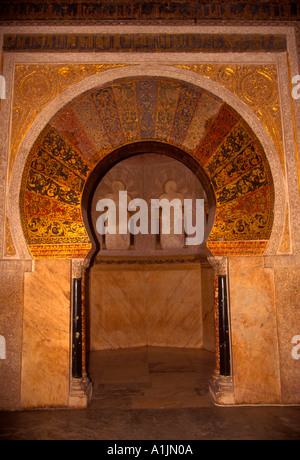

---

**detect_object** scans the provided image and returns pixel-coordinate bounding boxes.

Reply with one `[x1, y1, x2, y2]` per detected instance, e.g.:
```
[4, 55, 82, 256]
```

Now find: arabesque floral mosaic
[19, 77, 275, 259]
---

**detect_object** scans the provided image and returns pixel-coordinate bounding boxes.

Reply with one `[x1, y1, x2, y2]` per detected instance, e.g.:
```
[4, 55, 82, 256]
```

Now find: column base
[209, 370, 235, 406]
[69, 375, 93, 409]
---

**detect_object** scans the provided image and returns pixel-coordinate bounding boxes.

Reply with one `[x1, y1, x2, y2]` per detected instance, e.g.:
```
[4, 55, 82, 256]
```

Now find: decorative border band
[0, 1, 299, 22]
[28, 243, 92, 259]
[3, 33, 287, 53]
[207, 240, 269, 256]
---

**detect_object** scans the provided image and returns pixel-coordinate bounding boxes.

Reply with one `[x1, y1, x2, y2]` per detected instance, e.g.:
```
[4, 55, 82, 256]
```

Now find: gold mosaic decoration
[10, 64, 129, 177]
[19, 77, 275, 259]
[174, 64, 285, 173]
[207, 240, 269, 256]
[175, 63, 292, 254]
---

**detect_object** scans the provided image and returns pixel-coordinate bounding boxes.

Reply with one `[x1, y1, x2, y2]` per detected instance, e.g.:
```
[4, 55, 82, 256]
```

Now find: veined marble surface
[89, 263, 214, 351]
[22, 260, 71, 409]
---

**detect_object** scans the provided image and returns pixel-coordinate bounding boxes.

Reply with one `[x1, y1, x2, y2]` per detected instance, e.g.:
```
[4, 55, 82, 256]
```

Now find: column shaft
[218, 275, 230, 376]
[72, 278, 82, 379]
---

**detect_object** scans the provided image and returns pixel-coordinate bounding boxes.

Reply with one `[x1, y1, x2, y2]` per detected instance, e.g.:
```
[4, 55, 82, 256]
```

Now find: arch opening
[82, 140, 217, 264]
[16, 74, 278, 408]
[85, 146, 217, 408]
[19, 75, 275, 261]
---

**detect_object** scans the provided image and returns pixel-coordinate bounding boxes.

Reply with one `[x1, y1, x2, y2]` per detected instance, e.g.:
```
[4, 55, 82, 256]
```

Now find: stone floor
[88, 347, 215, 410]
[0, 347, 300, 440]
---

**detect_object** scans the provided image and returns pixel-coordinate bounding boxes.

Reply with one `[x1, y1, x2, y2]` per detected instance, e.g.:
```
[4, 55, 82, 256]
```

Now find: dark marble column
[72, 278, 82, 379]
[69, 259, 93, 408]
[218, 275, 231, 377]
[208, 256, 234, 405]
[213, 273, 220, 373]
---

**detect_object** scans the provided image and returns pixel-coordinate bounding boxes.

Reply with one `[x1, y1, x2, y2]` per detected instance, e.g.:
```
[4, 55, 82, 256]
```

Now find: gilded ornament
[18, 77, 274, 259]
[10, 64, 128, 176]
[207, 240, 268, 256]
[174, 64, 285, 172]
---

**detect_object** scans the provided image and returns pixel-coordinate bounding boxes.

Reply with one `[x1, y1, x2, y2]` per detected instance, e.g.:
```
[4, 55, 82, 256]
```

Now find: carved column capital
[208, 256, 228, 276]
[71, 258, 90, 278]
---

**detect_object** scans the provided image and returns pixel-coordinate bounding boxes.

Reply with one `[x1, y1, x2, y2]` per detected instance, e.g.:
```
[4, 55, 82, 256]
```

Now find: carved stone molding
[69, 377, 93, 409]
[1, 2, 300, 23]
[209, 370, 235, 406]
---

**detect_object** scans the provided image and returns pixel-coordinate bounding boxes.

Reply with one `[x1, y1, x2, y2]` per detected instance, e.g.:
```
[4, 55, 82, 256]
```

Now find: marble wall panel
[22, 260, 71, 409]
[0, 261, 24, 410]
[89, 263, 208, 351]
[229, 257, 281, 404]
[274, 266, 300, 404]
[89, 267, 147, 350]
[146, 266, 202, 348]
[200, 266, 215, 353]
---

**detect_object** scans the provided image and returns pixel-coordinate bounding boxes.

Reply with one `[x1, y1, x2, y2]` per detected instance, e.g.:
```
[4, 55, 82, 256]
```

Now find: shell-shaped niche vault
[19, 77, 274, 259]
